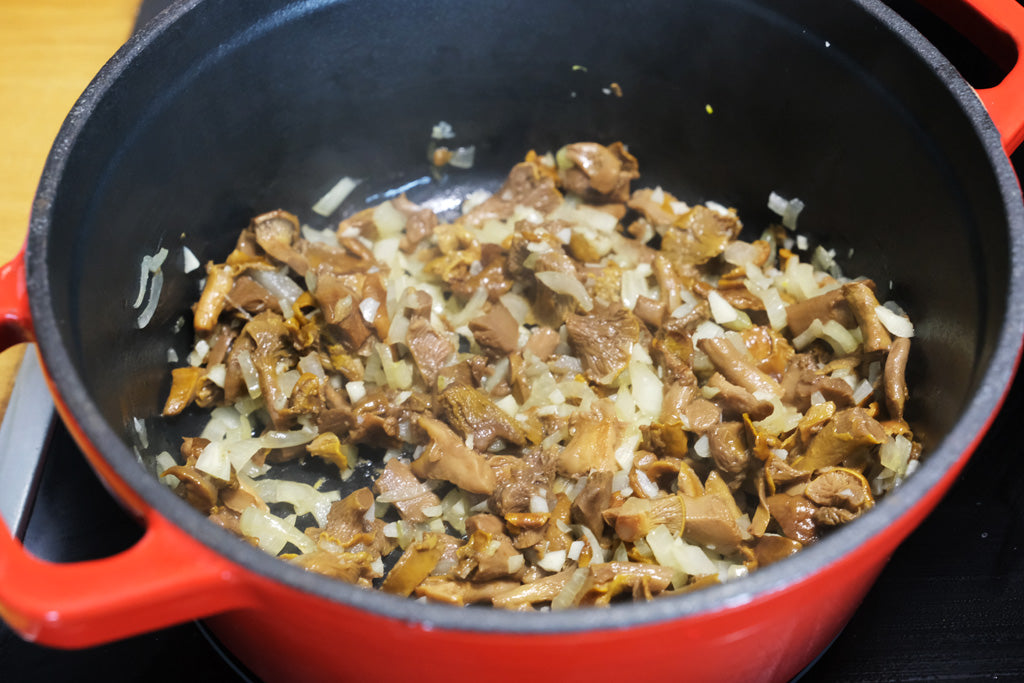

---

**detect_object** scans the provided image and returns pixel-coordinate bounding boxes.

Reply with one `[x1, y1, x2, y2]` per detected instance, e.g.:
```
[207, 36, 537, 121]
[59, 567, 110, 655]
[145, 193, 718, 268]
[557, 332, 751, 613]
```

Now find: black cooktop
[1, 2, 1023, 681]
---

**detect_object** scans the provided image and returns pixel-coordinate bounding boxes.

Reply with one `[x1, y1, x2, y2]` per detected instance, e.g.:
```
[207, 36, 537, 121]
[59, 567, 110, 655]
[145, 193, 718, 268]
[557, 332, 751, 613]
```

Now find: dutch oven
[1, 0, 1023, 681]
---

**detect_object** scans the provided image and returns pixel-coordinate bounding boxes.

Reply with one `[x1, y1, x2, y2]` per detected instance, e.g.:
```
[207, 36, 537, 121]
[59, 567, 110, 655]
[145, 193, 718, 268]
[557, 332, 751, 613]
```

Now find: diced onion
[136, 269, 163, 329]
[534, 271, 594, 312]
[239, 506, 317, 555]
[708, 290, 738, 325]
[767, 191, 805, 230]
[373, 200, 407, 237]
[448, 146, 476, 169]
[254, 479, 341, 527]
[312, 176, 361, 217]
[537, 549, 567, 573]
[250, 269, 303, 317]
[875, 304, 915, 338]
[880, 434, 913, 476]
[182, 246, 201, 273]
[431, 121, 456, 140]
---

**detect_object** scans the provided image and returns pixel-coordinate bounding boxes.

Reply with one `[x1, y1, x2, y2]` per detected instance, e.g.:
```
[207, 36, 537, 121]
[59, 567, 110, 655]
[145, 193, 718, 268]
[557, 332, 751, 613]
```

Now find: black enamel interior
[25, 0, 1024, 632]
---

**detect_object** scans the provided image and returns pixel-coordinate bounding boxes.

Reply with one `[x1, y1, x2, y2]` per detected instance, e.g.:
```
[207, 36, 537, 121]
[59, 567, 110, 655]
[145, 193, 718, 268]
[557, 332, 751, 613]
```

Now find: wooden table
[0, 0, 138, 416]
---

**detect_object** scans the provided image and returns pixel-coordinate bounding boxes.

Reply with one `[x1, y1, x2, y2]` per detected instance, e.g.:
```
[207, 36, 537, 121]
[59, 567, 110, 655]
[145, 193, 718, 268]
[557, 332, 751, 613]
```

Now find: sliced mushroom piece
[698, 336, 782, 399]
[785, 288, 857, 338]
[842, 280, 891, 353]
[252, 209, 309, 275]
[884, 336, 910, 421]
[765, 493, 818, 545]
[792, 407, 887, 472]
[491, 569, 575, 610]
[162, 366, 206, 416]
[523, 326, 560, 361]
[602, 494, 685, 543]
[456, 514, 523, 582]
[706, 372, 774, 421]
[406, 317, 455, 387]
[439, 382, 525, 451]
[684, 398, 723, 435]
[194, 263, 236, 332]
[764, 454, 812, 495]
[681, 491, 744, 554]
[556, 408, 623, 476]
[322, 487, 394, 559]
[803, 467, 874, 514]
[289, 549, 379, 585]
[707, 421, 750, 478]
[749, 534, 803, 568]
[565, 304, 641, 385]
[415, 577, 522, 606]
[468, 302, 520, 356]
[165, 463, 219, 512]
[306, 432, 350, 472]
[570, 470, 613, 536]
[411, 416, 496, 495]
[577, 562, 674, 606]
[490, 448, 556, 516]
[461, 161, 564, 229]
[373, 459, 442, 524]
[661, 205, 742, 266]
[381, 534, 444, 596]
[559, 141, 639, 204]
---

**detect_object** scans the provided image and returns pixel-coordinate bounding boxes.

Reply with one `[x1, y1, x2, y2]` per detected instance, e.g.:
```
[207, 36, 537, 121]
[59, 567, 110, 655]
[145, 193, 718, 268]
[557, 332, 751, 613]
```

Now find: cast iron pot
[1, 0, 1023, 681]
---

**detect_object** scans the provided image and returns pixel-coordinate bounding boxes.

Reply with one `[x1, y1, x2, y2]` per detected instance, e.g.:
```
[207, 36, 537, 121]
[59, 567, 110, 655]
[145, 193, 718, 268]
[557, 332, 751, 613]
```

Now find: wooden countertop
[0, 0, 138, 415]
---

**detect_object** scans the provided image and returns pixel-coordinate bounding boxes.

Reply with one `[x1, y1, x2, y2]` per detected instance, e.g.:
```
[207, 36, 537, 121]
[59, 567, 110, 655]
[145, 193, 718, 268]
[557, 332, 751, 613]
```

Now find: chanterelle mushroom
[160, 141, 923, 609]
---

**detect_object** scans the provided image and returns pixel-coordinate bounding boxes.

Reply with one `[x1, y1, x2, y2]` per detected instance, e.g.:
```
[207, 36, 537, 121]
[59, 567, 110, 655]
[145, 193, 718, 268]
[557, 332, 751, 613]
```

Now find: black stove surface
[2, 2, 1024, 681]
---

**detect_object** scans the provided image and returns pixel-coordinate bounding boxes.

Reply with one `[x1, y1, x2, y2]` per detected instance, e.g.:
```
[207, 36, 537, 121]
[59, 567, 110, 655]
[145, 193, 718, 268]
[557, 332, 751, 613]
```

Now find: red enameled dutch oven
[1, 0, 1024, 681]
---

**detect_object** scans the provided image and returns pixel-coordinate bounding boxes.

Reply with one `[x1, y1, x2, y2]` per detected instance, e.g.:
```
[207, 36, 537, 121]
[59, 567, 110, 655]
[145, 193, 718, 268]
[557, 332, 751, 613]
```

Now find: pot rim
[24, 0, 1024, 634]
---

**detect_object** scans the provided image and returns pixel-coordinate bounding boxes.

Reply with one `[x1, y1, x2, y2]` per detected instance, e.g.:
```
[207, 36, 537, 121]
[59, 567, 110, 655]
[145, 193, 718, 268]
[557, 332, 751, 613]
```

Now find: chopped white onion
[312, 176, 361, 217]
[136, 269, 163, 329]
[182, 246, 201, 273]
[239, 506, 317, 555]
[537, 549, 567, 573]
[448, 145, 476, 169]
[250, 269, 303, 317]
[254, 479, 341, 527]
[431, 121, 456, 140]
[875, 304, 915, 338]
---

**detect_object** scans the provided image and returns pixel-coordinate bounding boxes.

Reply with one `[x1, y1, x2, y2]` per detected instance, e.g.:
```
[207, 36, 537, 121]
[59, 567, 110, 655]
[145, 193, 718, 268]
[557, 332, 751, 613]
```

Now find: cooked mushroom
[785, 288, 856, 338]
[885, 336, 911, 420]
[602, 494, 685, 542]
[842, 280, 891, 353]
[439, 382, 525, 451]
[698, 336, 782, 399]
[373, 459, 442, 524]
[565, 304, 641, 385]
[792, 407, 887, 471]
[161, 141, 922, 608]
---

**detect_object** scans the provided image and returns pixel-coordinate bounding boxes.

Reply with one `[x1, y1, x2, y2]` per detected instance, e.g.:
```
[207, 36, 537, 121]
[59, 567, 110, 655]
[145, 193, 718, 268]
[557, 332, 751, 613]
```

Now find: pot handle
[925, 0, 1024, 154]
[0, 511, 254, 648]
[0, 245, 33, 348]
[0, 251, 253, 647]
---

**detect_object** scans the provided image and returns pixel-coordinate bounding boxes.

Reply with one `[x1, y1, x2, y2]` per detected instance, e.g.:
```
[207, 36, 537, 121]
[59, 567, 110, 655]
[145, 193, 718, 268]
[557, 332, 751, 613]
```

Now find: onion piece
[254, 479, 341, 527]
[182, 246, 201, 274]
[136, 269, 164, 329]
[239, 506, 317, 555]
[312, 176, 361, 217]
[250, 269, 303, 317]
[448, 145, 476, 169]
[875, 304, 915, 338]
[535, 271, 593, 312]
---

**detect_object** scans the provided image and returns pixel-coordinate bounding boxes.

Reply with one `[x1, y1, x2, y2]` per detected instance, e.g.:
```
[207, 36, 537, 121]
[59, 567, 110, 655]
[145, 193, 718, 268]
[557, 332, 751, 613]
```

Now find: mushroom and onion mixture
[159, 142, 920, 609]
